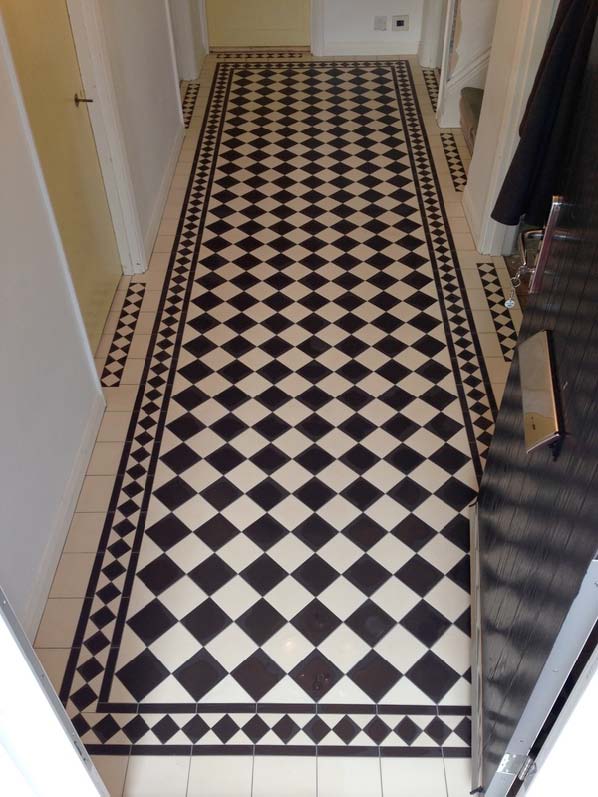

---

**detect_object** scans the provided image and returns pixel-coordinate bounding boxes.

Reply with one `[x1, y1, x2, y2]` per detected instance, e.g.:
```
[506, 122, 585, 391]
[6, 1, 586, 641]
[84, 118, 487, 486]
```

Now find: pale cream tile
[123, 756, 190, 797]
[121, 358, 146, 385]
[445, 202, 465, 218]
[128, 334, 151, 359]
[88, 442, 124, 475]
[50, 552, 95, 598]
[35, 598, 83, 648]
[35, 648, 69, 693]
[452, 232, 476, 251]
[97, 412, 132, 443]
[187, 756, 253, 797]
[382, 758, 446, 797]
[444, 758, 473, 797]
[158, 217, 180, 236]
[135, 312, 158, 334]
[152, 234, 176, 254]
[472, 310, 497, 334]
[96, 333, 115, 360]
[318, 757, 381, 797]
[76, 475, 115, 513]
[449, 217, 472, 235]
[253, 756, 315, 797]
[103, 311, 121, 336]
[93, 756, 129, 797]
[141, 292, 162, 313]
[484, 356, 511, 383]
[478, 332, 504, 359]
[493, 381, 506, 406]
[103, 385, 139, 411]
[64, 513, 106, 553]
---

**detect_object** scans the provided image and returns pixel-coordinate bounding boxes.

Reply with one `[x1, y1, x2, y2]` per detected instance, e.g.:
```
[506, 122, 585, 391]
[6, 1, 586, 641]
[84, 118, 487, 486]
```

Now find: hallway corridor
[35, 53, 520, 796]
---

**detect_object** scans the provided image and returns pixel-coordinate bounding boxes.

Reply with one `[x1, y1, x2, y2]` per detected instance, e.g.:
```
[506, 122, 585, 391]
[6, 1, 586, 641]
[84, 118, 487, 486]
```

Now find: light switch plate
[374, 16, 388, 31]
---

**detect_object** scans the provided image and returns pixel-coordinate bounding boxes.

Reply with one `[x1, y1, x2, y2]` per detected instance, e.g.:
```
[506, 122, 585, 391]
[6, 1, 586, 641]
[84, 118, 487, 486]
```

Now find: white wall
[313, 0, 423, 56]
[0, 22, 104, 638]
[99, 0, 184, 262]
[463, 0, 558, 253]
[169, 0, 207, 80]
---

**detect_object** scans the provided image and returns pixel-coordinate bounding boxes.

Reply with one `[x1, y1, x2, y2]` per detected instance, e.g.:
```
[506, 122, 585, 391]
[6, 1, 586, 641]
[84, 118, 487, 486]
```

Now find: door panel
[206, 0, 310, 48]
[2, 0, 121, 351]
[478, 26, 598, 790]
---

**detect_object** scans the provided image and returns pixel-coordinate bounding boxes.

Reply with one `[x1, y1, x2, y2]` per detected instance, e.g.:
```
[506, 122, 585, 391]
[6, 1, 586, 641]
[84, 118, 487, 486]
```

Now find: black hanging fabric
[492, 0, 597, 227]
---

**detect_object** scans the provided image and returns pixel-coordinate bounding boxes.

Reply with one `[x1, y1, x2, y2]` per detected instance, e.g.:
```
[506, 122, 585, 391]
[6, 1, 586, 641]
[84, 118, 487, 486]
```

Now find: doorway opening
[205, 0, 311, 52]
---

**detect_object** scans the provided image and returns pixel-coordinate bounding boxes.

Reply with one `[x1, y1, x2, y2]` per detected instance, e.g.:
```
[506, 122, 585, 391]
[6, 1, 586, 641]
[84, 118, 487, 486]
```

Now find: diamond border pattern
[477, 262, 519, 361]
[441, 132, 467, 193]
[60, 60, 494, 756]
[182, 82, 200, 129]
[101, 283, 145, 387]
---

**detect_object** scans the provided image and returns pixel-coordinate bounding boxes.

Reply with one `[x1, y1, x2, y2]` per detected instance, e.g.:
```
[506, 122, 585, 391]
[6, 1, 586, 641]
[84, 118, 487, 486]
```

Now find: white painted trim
[464, 0, 557, 254]
[437, 46, 491, 127]
[198, 0, 210, 55]
[419, 0, 447, 68]
[164, 0, 186, 129]
[310, 0, 325, 56]
[26, 393, 105, 639]
[0, 14, 107, 637]
[319, 39, 420, 56]
[143, 125, 185, 259]
[67, 0, 147, 275]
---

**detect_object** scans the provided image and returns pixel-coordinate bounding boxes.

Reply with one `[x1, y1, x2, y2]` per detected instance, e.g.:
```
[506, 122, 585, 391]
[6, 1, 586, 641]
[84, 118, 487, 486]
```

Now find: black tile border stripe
[58, 59, 488, 756]
[182, 82, 200, 129]
[477, 262, 519, 362]
[100, 283, 145, 387]
[441, 132, 468, 193]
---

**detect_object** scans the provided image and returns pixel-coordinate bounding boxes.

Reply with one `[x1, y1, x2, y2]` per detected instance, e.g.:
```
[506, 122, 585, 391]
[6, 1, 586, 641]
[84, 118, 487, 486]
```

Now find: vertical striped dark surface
[478, 28, 598, 788]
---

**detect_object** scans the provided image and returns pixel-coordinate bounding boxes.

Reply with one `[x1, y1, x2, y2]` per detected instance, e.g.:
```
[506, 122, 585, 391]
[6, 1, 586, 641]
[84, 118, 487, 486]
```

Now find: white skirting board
[143, 125, 185, 263]
[320, 39, 420, 56]
[26, 391, 105, 640]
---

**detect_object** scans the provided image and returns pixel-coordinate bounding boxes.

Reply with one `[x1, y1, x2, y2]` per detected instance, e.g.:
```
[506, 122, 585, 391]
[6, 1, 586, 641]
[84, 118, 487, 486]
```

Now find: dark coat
[492, 0, 597, 227]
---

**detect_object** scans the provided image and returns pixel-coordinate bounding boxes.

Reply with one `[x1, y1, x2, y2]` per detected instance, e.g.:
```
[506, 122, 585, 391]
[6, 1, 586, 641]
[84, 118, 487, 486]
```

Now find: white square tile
[381, 757, 447, 797]
[123, 756, 189, 797]
[318, 756, 381, 797]
[187, 755, 253, 797]
[253, 755, 316, 797]
[443, 758, 472, 797]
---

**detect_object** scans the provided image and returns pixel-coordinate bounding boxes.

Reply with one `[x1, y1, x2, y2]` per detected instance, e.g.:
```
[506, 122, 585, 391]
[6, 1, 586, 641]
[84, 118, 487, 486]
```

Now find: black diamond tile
[201, 477, 243, 511]
[116, 649, 169, 701]
[401, 600, 451, 647]
[334, 716, 360, 744]
[344, 555, 391, 596]
[211, 414, 248, 441]
[346, 599, 395, 646]
[123, 715, 150, 743]
[290, 650, 343, 700]
[161, 443, 201, 474]
[174, 649, 228, 700]
[294, 515, 337, 551]
[231, 650, 285, 700]
[212, 715, 239, 743]
[182, 715, 209, 743]
[341, 478, 383, 511]
[389, 478, 431, 511]
[250, 444, 290, 474]
[395, 716, 421, 745]
[386, 444, 425, 474]
[295, 478, 335, 511]
[189, 554, 235, 594]
[243, 714, 269, 743]
[304, 716, 330, 743]
[340, 415, 376, 441]
[292, 599, 341, 645]
[167, 413, 205, 441]
[237, 599, 286, 645]
[195, 516, 239, 550]
[343, 515, 386, 551]
[153, 715, 179, 743]
[430, 444, 469, 474]
[425, 716, 451, 745]
[341, 444, 379, 474]
[273, 715, 300, 743]
[127, 599, 177, 645]
[240, 552, 286, 595]
[248, 478, 289, 511]
[245, 514, 287, 550]
[293, 554, 338, 595]
[364, 716, 391, 744]
[406, 651, 460, 702]
[296, 445, 335, 474]
[94, 715, 120, 743]
[436, 477, 477, 510]
[348, 650, 401, 702]
[137, 555, 184, 595]
[182, 598, 232, 644]
[427, 413, 461, 441]
[206, 444, 245, 473]
[392, 516, 436, 551]
[397, 556, 443, 597]
[154, 477, 195, 510]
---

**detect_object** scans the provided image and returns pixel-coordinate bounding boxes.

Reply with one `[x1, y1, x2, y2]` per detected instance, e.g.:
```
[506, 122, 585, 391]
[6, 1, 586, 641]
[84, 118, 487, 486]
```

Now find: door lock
[517, 196, 565, 294]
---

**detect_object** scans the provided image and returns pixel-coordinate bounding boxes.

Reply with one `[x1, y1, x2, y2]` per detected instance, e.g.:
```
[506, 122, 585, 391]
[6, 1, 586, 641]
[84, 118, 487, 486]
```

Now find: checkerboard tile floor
[36, 54, 522, 796]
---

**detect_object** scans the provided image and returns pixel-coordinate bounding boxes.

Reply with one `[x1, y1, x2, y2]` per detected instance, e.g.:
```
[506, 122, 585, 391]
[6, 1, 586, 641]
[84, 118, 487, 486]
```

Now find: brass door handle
[74, 93, 93, 107]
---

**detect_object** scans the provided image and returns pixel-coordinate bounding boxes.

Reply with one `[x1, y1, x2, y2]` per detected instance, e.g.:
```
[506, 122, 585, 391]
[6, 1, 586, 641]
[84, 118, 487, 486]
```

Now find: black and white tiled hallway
[37, 54, 521, 797]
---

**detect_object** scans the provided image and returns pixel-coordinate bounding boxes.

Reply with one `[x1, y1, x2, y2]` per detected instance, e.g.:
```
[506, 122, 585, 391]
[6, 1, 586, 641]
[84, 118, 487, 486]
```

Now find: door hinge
[497, 753, 536, 780]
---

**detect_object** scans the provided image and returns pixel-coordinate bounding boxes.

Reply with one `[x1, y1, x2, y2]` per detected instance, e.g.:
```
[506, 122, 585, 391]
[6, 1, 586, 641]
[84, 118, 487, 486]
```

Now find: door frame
[66, 0, 146, 275]
[462, 0, 558, 255]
